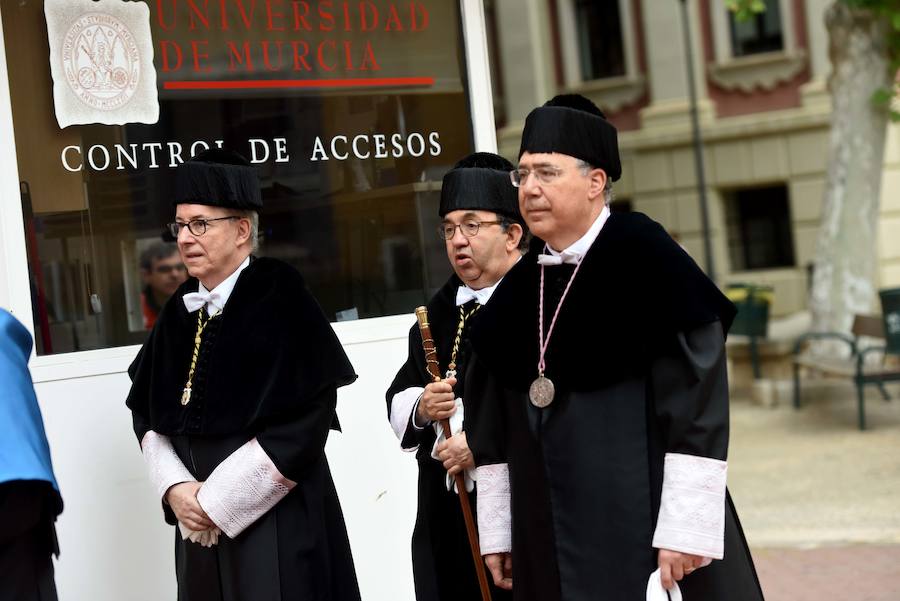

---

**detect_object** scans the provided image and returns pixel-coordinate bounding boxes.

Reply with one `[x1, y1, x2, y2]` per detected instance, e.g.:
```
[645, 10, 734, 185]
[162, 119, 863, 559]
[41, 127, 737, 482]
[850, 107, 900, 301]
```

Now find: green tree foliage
[725, 0, 766, 21]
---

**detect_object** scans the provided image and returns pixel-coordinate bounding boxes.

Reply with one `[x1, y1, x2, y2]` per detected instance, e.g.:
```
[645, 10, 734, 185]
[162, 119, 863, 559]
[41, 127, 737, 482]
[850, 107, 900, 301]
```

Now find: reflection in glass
[3, 0, 474, 355]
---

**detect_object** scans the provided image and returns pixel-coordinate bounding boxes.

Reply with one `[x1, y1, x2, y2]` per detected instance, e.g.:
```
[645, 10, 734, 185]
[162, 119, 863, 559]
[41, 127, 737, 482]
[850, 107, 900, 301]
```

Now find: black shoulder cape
[470, 212, 736, 393]
[126, 257, 357, 436]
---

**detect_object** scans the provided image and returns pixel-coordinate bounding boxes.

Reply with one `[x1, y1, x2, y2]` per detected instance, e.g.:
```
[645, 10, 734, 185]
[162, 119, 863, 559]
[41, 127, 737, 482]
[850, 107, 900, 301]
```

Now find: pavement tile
[752, 545, 900, 601]
[727, 380, 900, 600]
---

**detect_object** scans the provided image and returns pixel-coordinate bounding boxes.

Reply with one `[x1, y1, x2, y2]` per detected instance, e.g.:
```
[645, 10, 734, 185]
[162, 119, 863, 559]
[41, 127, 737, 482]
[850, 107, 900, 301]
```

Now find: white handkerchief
[646, 568, 682, 601]
[178, 522, 222, 547]
[430, 398, 474, 493]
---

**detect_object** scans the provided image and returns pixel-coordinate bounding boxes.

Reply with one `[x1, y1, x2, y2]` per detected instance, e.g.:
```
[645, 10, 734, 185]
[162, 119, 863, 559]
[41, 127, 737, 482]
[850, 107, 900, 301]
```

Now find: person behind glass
[0, 308, 63, 601]
[385, 152, 526, 601]
[125, 149, 361, 601]
[140, 241, 187, 330]
[465, 95, 766, 600]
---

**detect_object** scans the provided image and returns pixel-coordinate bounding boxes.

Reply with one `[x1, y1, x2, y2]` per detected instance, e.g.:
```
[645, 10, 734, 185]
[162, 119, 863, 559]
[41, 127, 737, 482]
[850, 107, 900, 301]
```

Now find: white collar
[545, 204, 611, 263]
[196, 256, 251, 316]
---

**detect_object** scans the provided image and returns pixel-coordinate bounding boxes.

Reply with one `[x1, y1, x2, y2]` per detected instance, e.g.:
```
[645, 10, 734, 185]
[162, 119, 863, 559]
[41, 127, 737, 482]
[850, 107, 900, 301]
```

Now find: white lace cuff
[652, 453, 727, 559]
[140, 431, 196, 502]
[474, 463, 511, 554]
[389, 386, 424, 446]
[197, 438, 297, 539]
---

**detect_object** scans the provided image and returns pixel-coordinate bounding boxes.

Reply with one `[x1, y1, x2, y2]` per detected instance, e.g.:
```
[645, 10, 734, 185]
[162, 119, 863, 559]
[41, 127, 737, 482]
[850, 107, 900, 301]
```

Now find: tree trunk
[810, 2, 893, 350]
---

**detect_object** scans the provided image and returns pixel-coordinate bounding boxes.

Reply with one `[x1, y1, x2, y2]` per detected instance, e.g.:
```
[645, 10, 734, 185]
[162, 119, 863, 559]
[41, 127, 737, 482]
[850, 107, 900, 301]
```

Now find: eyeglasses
[154, 264, 187, 274]
[167, 216, 239, 238]
[438, 220, 503, 240]
[510, 166, 564, 187]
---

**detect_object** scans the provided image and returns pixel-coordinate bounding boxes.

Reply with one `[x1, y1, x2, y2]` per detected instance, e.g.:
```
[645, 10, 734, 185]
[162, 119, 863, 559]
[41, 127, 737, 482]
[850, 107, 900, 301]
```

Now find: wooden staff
[415, 306, 493, 601]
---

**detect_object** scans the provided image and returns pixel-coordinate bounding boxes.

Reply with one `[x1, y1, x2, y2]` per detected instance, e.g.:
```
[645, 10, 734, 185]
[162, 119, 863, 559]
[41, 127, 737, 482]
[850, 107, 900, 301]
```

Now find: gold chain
[180, 308, 216, 406]
[446, 304, 480, 378]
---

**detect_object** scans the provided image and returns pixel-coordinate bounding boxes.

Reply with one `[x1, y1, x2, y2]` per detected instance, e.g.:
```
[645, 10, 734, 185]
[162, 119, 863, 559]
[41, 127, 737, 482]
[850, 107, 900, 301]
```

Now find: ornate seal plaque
[62, 13, 140, 111]
[46, 0, 158, 127]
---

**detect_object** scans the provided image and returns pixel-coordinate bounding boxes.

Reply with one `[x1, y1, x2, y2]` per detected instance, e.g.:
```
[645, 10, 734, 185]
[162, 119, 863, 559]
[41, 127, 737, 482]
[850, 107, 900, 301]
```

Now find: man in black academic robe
[126, 149, 360, 601]
[385, 153, 525, 601]
[466, 95, 766, 600]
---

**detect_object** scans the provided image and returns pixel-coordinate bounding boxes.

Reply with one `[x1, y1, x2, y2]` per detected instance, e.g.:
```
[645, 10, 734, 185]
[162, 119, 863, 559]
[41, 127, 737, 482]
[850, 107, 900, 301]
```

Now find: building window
[728, 0, 784, 57]
[574, 0, 626, 80]
[5, 1, 474, 356]
[725, 185, 795, 271]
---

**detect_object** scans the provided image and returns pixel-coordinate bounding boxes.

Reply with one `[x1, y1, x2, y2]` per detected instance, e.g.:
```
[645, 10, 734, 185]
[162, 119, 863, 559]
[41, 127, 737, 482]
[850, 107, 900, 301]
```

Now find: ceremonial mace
[415, 306, 493, 601]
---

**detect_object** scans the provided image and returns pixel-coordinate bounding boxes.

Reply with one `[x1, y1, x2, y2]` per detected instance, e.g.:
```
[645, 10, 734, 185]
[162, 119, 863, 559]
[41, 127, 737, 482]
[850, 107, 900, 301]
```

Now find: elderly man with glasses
[126, 149, 361, 601]
[464, 95, 765, 601]
[385, 152, 526, 601]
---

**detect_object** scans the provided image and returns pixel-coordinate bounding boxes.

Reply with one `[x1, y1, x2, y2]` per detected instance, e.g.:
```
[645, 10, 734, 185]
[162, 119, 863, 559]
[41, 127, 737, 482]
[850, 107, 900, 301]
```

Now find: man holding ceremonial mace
[465, 95, 766, 601]
[386, 152, 526, 601]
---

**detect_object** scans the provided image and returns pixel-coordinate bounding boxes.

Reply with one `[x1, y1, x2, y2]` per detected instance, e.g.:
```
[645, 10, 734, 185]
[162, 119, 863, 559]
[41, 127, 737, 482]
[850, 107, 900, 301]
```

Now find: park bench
[792, 313, 900, 430]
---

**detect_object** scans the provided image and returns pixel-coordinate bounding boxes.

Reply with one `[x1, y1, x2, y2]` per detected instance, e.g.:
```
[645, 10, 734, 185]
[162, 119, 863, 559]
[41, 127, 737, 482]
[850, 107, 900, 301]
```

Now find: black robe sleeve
[463, 352, 510, 468]
[385, 324, 436, 452]
[651, 320, 729, 461]
[256, 386, 339, 483]
[131, 407, 151, 446]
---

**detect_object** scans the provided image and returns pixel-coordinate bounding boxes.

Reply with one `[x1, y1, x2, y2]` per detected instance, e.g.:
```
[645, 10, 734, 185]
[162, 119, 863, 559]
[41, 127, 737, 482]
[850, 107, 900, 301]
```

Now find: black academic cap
[173, 148, 262, 209]
[439, 152, 523, 225]
[519, 94, 622, 181]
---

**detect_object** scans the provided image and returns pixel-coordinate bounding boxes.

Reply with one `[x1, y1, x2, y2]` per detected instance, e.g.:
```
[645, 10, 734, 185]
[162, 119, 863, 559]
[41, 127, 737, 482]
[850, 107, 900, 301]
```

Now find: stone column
[493, 0, 556, 156]
[802, 0, 833, 106]
[639, 0, 713, 129]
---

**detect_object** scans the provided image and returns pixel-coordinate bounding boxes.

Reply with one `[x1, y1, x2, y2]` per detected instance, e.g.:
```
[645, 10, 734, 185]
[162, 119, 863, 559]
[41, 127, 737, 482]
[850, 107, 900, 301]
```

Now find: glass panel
[725, 184, 795, 271]
[3, 0, 474, 355]
[575, 0, 625, 81]
[728, 0, 784, 57]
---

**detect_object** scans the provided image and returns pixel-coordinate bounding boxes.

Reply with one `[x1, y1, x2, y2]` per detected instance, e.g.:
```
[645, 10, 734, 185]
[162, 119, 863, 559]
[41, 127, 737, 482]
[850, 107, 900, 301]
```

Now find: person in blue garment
[0, 308, 63, 601]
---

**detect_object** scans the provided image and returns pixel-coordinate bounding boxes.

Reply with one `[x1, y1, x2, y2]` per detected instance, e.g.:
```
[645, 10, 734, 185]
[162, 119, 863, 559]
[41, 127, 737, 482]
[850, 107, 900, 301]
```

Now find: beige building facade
[487, 0, 900, 318]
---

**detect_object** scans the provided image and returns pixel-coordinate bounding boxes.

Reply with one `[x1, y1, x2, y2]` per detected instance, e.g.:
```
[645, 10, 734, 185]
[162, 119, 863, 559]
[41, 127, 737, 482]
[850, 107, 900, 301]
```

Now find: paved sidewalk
[753, 545, 900, 601]
[727, 381, 900, 600]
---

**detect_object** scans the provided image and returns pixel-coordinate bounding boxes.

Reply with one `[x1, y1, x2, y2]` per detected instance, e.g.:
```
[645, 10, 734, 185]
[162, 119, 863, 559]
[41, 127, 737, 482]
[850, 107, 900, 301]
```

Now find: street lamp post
[678, 0, 716, 282]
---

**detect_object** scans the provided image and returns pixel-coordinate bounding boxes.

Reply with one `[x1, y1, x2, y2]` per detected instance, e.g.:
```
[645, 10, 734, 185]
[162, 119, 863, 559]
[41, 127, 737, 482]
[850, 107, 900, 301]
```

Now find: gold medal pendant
[529, 375, 555, 408]
[180, 307, 211, 407]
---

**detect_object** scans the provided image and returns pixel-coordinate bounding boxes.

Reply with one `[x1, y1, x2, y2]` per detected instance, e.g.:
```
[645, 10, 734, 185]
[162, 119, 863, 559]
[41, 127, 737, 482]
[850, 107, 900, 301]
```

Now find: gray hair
[576, 159, 615, 205]
[239, 210, 260, 252]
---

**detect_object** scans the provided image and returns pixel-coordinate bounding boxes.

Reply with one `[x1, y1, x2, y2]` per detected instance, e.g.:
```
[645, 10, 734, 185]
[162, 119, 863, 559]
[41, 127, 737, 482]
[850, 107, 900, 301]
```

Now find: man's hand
[484, 552, 513, 590]
[436, 431, 474, 475]
[658, 549, 703, 589]
[165, 482, 215, 531]
[416, 377, 458, 424]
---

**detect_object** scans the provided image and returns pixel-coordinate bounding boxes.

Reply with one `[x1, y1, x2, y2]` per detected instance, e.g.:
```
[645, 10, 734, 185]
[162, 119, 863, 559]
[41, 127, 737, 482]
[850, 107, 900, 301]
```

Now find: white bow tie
[456, 286, 484, 307]
[537, 250, 581, 266]
[182, 290, 223, 314]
